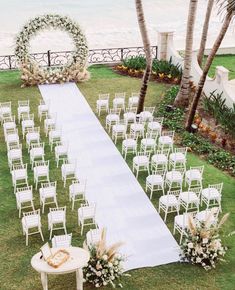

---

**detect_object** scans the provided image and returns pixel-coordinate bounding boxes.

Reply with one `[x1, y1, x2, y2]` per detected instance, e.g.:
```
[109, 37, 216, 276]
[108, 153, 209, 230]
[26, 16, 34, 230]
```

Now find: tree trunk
[186, 12, 233, 131]
[135, 0, 152, 114]
[197, 0, 214, 67]
[174, 0, 198, 108]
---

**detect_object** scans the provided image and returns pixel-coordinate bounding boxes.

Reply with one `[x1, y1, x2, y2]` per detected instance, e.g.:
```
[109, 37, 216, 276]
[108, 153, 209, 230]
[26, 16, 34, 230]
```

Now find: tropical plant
[181, 212, 229, 271]
[174, 0, 198, 108]
[135, 0, 153, 114]
[186, 0, 235, 131]
[197, 0, 215, 67]
[83, 229, 127, 288]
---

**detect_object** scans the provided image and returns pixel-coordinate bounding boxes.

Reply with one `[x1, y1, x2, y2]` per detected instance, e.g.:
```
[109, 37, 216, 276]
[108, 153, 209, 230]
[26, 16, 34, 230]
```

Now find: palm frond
[217, 0, 235, 16]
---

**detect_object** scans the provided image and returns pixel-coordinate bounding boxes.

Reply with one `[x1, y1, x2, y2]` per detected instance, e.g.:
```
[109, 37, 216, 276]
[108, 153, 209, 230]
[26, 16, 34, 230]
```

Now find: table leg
[41, 272, 48, 290]
[76, 268, 83, 290]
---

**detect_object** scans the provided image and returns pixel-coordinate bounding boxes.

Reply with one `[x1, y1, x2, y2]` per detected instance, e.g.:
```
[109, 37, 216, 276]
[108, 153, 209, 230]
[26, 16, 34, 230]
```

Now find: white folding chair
[26, 127, 40, 150]
[48, 207, 67, 240]
[49, 125, 62, 151]
[61, 159, 76, 187]
[38, 100, 49, 121]
[86, 228, 102, 246]
[0, 101, 11, 124]
[39, 181, 58, 213]
[11, 163, 28, 193]
[30, 142, 45, 168]
[55, 141, 68, 167]
[7, 143, 23, 168]
[158, 130, 175, 151]
[140, 132, 158, 154]
[16, 186, 34, 218]
[44, 113, 57, 136]
[33, 160, 50, 189]
[169, 147, 188, 170]
[147, 117, 163, 135]
[78, 202, 96, 235]
[159, 189, 180, 222]
[22, 113, 34, 138]
[165, 168, 185, 191]
[105, 108, 121, 132]
[174, 212, 197, 244]
[22, 209, 44, 246]
[96, 93, 109, 116]
[18, 100, 30, 122]
[112, 119, 127, 144]
[179, 187, 201, 213]
[185, 166, 204, 189]
[146, 169, 166, 199]
[130, 119, 145, 138]
[69, 179, 87, 210]
[123, 107, 137, 124]
[52, 233, 72, 248]
[201, 183, 223, 212]
[3, 115, 16, 138]
[122, 133, 138, 160]
[5, 128, 19, 149]
[139, 106, 155, 123]
[113, 92, 126, 111]
[132, 152, 150, 178]
[151, 148, 170, 171]
[128, 92, 139, 108]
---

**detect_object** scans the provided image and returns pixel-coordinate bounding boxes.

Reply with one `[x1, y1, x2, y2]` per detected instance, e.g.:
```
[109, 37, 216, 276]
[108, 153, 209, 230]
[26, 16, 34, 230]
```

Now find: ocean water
[0, 0, 234, 55]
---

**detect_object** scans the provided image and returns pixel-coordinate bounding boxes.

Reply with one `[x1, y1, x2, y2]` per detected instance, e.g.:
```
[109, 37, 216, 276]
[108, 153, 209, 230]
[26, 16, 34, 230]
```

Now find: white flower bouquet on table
[83, 229, 128, 288]
[180, 211, 229, 271]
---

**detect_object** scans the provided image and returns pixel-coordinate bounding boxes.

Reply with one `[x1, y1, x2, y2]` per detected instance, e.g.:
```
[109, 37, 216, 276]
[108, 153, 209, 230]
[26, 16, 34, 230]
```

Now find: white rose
[188, 242, 194, 249]
[203, 238, 208, 244]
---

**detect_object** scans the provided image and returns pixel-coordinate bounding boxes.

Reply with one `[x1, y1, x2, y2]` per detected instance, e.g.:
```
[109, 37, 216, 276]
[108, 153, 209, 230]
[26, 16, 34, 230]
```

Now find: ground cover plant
[0, 66, 234, 290]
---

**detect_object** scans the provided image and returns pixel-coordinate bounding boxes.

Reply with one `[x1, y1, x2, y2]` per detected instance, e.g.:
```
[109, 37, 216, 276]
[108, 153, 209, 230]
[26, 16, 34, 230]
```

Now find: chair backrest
[0, 101, 11, 109]
[12, 163, 27, 171]
[30, 142, 44, 150]
[209, 183, 223, 194]
[161, 130, 175, 138]
[50, 206, 66, 214]
[6, 127, 18, 136]
[175, 147, 188, 154]
[74, 179, 87, 190]
[171, 168, 185, 176]
[52, 233, 72, 248]
[189, 165, 204, 175]
[80, 202, 96, 216]
[155, 148, 170, 157]
[16, 185, 33, 200]
[143, 106, 155, 114]
[3, 115, 15, 124]
[8, 143, 22, 151]
[137, 151, 150, 157]
[125, 107, 137, 113]
[41, 181, 57, 189]
[131, 92, 139, 97]
[167, 189, 181, 197]
[114, 92, 126, 99]
[34, 160, 49, 171]
[152, 117, 164, 125]
[26, 126, 40, 135]
[99, 93, 109, 100]
[18, 100, 29, 107]
[23, 209, 40, 227]
[125, 133, 138, 140]
[22, 113, 34, 121]
[109, 108, 121, 115]
[153, 169, 166, 178]
[189, 186, 202, 196]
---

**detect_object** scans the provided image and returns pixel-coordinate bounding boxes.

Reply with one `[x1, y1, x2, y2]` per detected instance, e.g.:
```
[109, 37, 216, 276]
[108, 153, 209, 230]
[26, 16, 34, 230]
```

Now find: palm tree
[135, 0, 152, 114]
[197, 0, 215, 67]
[186, 0, 235, 131]
[174, 0, 198, 108]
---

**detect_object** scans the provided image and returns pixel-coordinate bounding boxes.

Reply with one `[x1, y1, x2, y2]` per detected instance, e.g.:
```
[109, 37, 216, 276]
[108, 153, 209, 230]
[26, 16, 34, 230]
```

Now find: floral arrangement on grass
[181, 211, 229, 270]
[15, 14, 89, 86]
[83, 229, 128, 288]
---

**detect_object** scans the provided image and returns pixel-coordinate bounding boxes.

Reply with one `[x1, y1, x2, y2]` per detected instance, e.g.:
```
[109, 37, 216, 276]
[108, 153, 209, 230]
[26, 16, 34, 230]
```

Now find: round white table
[31, 247, 90, 290]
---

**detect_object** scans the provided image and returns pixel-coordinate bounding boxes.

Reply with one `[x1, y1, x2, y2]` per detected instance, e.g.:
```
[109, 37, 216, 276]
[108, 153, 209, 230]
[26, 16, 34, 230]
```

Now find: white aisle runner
[39, 83, 180, 270]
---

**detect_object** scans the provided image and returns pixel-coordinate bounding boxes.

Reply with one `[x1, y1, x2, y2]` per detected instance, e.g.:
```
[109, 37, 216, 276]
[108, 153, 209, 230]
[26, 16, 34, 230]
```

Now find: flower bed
[114, 56, 182, 84]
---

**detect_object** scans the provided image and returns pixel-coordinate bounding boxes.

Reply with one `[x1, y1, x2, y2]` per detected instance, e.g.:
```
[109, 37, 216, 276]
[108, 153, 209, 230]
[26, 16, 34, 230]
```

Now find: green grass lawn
[207, 54, 235, 80]
[0, 66, 235, 290]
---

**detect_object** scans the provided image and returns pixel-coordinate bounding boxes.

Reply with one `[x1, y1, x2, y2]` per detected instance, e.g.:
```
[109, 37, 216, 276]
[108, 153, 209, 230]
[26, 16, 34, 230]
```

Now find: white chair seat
[26, 132, 39, 142]
[38, 104, 48, 112]
[12, 169, 27, 179]
[22, 120, 34, 127]
[179, 191, 199, 203]
[166, 171, 182, 182]
[61, 164, 75, 175]
[141, 138, 155, 146]
[0, 107, 11, 115]
[8, 149, 22, 160]
[97, 99, 108, 106]
[123, 139, 136, 147]
[55, 145, 67, 155]
[112, 124, 126, 132]
[129, 96, 139, 105]
[159, 195, 178, 207]
[49, 130, 61, 139]
[113, 98, 125, 105]
[69, 183, 84, 195]
[45, 119, 55, 126]
[140, 111, 153, 119]
[106, 114, 119, 122]
[185, 169, 202, 180]
[146, 174, 163, 185]
[169, 152, 185, 162]
[123, 112, 136, 120]
[30, 147, 44, 157]
[130, 123, 144, 131]
[174, 215, 189, 229]
[133, 156, 149, 165]
[52, 234, 72, 248]
[17, 190, 32, 203]
[3, 122, 16, 131]
[48, 211, 65, 223]
[22, 215, 39, 228]
[78, 207, 95, 220]
[202, 188, 220, 199]
[34, 166, 48, 176]
[195, 210, 216, 223]
[152, 154, 168, 164]
[148, 121, 161, 131]
[40, 188, 55, 199]
[6, 134, 19, 143]
[18, 106, 30, 114]
[159, 136, 173, 145]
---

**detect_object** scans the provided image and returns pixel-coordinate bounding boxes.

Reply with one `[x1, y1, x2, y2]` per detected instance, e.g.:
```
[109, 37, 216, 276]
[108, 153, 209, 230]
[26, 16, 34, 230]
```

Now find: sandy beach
[0, 0, 234, 55]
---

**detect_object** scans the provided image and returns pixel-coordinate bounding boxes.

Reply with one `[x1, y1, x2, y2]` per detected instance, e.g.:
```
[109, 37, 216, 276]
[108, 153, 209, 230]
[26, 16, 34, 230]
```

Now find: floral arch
[15, 14, 90, 86]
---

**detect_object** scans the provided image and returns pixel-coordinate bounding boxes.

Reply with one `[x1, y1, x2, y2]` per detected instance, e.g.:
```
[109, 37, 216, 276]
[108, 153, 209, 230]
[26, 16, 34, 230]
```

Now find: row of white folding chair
[0, 101, 12, 124]
[173, 207, 220, 244]
[78, 201, 97, 235]
[97, 92, 139, 116]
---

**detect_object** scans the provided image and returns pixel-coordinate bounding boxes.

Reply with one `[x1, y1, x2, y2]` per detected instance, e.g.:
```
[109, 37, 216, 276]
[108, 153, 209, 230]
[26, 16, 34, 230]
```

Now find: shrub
[181, 132, 214, 155]
[208, 149, 235, 173]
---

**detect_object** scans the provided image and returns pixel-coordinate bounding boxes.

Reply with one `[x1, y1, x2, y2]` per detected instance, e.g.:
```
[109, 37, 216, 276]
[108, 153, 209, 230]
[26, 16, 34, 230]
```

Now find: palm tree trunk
[135, 0, 152, 114]
[197, 0, 214, 67]
[186, 12, 233, 131]
[174, 0, 198, 108]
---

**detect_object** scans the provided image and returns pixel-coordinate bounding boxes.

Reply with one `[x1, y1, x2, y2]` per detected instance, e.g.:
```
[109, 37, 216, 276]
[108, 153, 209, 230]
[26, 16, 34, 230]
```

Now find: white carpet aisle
[39, 83, 180, 270]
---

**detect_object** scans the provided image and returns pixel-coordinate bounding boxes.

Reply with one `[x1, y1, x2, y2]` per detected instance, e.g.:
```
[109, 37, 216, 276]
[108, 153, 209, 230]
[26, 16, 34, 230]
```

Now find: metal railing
[0, 46, 158, 70]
